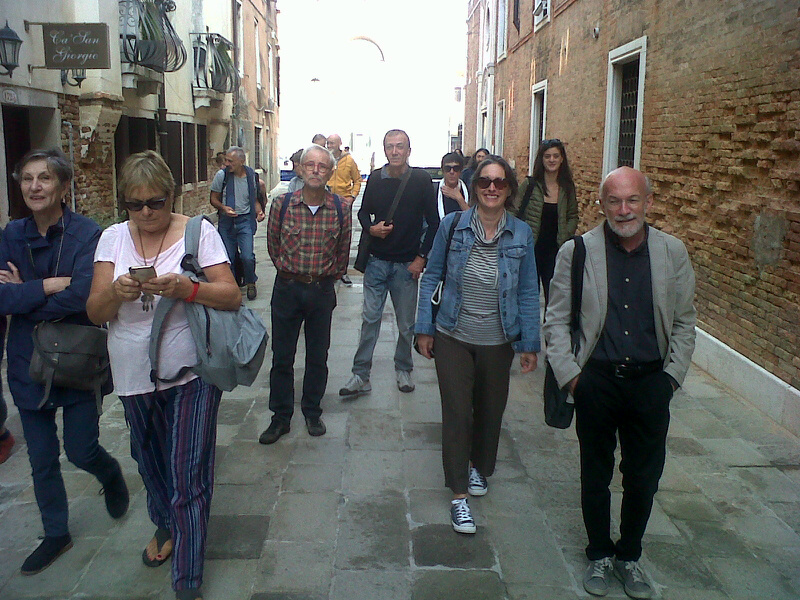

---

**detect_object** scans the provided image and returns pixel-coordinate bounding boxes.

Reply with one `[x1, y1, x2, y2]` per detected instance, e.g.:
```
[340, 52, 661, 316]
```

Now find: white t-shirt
[94, 219, 230, 396]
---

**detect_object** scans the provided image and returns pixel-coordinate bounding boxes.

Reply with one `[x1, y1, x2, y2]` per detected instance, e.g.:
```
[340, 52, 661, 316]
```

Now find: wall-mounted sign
[41, 23, 110, 70]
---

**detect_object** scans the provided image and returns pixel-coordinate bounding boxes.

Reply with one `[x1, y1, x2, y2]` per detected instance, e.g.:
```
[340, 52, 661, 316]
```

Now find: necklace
[135, 216, 171, 311]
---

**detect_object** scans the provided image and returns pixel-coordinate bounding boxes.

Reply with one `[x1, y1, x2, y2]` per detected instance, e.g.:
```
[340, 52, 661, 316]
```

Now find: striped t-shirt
[441, 210, 509, 346]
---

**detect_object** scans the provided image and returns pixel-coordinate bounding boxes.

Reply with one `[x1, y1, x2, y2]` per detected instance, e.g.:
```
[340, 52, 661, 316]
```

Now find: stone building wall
[470, 0, 800, 388]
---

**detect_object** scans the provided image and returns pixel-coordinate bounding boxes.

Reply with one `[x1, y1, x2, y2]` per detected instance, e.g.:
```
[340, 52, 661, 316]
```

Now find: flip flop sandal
[142, 527, 172, 567]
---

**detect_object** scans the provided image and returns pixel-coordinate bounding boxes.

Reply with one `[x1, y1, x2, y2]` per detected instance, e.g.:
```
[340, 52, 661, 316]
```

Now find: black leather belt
[277, 271, 332, 284]
[586, 359, 663, 379]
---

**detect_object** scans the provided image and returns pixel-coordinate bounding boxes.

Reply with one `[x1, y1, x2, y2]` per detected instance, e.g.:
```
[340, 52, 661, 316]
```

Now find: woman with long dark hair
[515, 139, 578, 305]
[460, 147, 490, 187]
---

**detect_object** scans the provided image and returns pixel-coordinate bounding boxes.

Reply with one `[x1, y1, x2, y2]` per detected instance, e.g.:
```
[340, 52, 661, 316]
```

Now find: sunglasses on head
[541, 138, 562, 146]
[475, 177, 510, 191]
[123, 198, 168, 211]
[443, 164, 463, 173]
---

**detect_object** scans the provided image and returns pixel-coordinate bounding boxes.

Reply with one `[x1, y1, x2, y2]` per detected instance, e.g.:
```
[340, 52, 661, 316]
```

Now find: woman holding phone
[87, 151, 240, 600]
[0, 148, 129, 575]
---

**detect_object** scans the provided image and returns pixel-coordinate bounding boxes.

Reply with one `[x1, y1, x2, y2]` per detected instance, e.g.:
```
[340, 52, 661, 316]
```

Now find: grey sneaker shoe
[450, 498, 476, 534]
[467, 466, 488, 496]
[583, 556, 614, 596]
[396, 370, 415, 393]
[339, 374, 371, 397]
[614, 559, 653, 599]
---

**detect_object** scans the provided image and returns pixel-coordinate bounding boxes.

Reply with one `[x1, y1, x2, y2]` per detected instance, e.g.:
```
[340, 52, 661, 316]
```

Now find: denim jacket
[415, 208, 541, 353]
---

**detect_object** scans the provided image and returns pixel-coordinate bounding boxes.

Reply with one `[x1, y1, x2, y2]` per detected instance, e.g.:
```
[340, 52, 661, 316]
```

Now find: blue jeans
[19, 401, 121, 537]
[218, 215, 257, 284]
[269, 276, 337, 422]
[351, 256, 418, 380]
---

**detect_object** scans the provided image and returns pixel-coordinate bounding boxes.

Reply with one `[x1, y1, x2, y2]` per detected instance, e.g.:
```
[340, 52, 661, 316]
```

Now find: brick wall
[473, 0, 800, 388]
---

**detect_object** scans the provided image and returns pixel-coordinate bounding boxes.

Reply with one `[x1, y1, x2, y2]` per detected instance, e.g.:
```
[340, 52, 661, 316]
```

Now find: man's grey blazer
[543, 222, 697, 389]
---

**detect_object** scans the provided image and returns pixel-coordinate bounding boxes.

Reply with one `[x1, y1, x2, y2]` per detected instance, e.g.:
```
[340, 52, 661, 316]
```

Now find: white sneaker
[613, 559, 653, 599]
[583, 556, 614, 597]
[396, 370, 415, 393]
[339, 374, 371, 397]
[467, 466, 488, 496]
[450, 498, 476, 534]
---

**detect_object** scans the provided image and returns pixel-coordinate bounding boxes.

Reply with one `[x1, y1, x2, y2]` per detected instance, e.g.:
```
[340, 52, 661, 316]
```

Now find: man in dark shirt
[259, 145, 351, 444]
[339, 129, 439, 396]
[544, 167, 696, 599]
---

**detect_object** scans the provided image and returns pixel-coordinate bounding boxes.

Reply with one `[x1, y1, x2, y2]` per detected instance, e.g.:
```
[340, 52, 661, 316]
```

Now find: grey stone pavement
[1, 197, 800, 600]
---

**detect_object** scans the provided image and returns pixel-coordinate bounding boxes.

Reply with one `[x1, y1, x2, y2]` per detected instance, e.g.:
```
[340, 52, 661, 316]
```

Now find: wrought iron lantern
[0, 21, 23, 77]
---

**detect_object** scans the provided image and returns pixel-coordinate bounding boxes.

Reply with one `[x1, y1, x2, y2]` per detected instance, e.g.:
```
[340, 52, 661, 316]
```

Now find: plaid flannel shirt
[267, 190, 352, 278]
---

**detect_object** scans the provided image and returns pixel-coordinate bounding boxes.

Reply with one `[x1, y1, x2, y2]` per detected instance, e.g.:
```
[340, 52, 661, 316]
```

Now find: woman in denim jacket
[415, 156, 540, 535]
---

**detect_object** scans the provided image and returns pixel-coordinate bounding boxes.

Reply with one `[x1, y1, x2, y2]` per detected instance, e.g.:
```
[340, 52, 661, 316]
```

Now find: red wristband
[185, 281, 200, 302]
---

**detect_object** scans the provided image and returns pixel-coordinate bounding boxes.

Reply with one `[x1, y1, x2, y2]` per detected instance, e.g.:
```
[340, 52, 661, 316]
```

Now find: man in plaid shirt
[259, 144, 352, 444]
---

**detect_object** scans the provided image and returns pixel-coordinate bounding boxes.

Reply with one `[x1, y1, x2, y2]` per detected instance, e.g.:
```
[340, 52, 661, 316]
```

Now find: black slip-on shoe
[21, 534, 73, 575]
[259, 420, 290, 444]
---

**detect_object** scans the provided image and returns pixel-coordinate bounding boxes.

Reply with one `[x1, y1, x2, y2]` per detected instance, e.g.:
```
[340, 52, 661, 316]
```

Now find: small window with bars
[617, 60, 639, 168]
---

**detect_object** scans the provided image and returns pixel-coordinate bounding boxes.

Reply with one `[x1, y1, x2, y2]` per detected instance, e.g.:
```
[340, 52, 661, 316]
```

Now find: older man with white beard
[544, 166, 696, 600]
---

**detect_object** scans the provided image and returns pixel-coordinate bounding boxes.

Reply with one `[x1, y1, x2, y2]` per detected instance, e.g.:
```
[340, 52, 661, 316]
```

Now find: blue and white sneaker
[450, 498, 476, 534]
[468, 466, 488, 496]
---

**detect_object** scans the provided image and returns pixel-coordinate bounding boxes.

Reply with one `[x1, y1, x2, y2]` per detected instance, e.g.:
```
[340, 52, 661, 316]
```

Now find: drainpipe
[62, 120, 76, 212]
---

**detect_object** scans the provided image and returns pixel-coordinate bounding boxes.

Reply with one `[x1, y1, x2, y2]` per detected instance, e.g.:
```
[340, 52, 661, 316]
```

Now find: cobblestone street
[1, 208, 799, 600]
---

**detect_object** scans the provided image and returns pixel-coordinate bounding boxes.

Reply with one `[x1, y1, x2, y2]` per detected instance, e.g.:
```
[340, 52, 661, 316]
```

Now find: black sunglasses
[443, 164, 463, 173]
[123, 198, 168, 211]
[475, 177, 510, 191]
[541, 138, 563, 146]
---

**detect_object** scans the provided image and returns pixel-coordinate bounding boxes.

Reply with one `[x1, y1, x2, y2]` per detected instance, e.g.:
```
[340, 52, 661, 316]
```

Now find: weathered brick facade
[467, 0, 800, 389]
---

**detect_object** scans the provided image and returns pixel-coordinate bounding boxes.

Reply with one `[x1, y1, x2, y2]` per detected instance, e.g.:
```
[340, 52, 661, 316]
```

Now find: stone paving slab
[2, 208, 800, 599]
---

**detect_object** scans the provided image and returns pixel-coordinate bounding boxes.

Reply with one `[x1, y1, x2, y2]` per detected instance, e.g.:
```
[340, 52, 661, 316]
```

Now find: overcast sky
[276, 0, 468, 169]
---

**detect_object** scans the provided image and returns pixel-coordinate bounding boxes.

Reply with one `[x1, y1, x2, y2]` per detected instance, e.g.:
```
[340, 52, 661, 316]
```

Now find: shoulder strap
[569, 235, 586, 353]
[517, 176, 536, 218]
[441, 211, 461, 282]
[333, 194, 344, 230]
[385, 167, 413, 223]
[279, 192, 292, 228]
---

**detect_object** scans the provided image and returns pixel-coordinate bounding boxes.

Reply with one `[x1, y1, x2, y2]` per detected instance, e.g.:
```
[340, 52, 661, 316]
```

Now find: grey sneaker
[467, 466, 488, 496]
[450, 498, 476, 534]
[339, 374, 371, 397]
[583, 556, 613, 596]
[396, 370, 415, 393]
[614, 559, 653, 599]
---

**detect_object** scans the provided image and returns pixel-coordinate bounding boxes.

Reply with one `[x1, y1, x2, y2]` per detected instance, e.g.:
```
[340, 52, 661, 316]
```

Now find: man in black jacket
[339, 130, 439, 396]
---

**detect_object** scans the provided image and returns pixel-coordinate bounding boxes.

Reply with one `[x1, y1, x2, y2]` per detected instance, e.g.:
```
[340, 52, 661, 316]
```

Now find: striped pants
[121, 377, 222, 592]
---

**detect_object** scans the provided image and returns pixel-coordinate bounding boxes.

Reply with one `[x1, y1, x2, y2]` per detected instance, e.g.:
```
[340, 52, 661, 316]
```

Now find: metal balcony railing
[191, 32, 238, 94]
[119, 0, 187, 73]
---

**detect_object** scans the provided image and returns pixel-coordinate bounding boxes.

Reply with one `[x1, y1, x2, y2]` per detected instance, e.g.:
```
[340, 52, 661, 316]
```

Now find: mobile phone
[129, 265, 157, 282]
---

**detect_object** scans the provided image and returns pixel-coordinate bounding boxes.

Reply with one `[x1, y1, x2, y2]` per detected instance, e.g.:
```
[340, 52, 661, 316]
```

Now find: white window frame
[255, 19, 262, 88]
[235, 0, 244, 77]
[497, 0, 508, 59]
[534, 0, 550, 31]
[495, 99, 506, 156]
[482, 5, 494, 67]
[480, 109, 489, 150]
[602, 35, 647, 177]
[528, 79, 548, 175]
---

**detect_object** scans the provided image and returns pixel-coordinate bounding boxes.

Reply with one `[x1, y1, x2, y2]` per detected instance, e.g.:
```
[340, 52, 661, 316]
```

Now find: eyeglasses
[123, 198, 167, 211]
[443, 165, 463, 173]
[475, 177, 510, 191]
[541, 138, 562, 146]
[302, 162, 331, 173]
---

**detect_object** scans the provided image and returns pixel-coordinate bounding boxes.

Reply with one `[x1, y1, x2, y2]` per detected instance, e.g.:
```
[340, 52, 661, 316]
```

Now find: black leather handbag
[543, 235, 585, 429]
[29, 321, 110, 410]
